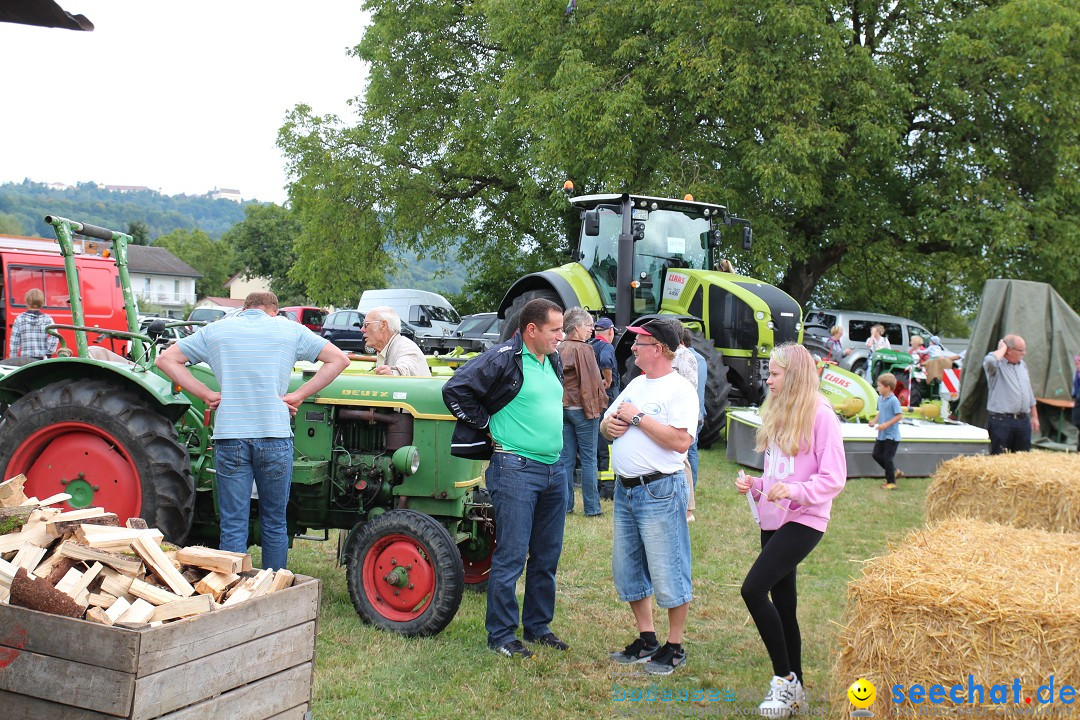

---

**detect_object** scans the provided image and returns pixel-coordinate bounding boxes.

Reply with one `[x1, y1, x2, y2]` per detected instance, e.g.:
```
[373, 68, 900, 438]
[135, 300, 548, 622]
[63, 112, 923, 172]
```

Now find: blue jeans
[214, 437, 294, 570]
[987, 414, 1032, 455]
[687, 419, 704, 488]
[612, 471, 692, 608]
[485, 452, 567, 648]
[561, 408, 600, 515]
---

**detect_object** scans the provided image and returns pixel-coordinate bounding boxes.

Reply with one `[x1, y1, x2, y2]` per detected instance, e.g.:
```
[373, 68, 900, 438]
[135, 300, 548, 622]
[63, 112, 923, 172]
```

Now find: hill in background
[0, 179, 249, 239]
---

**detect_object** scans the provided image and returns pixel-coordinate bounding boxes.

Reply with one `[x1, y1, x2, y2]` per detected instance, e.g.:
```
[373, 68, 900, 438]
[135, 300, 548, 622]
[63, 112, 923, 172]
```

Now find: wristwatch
[631, 412, 645, 427]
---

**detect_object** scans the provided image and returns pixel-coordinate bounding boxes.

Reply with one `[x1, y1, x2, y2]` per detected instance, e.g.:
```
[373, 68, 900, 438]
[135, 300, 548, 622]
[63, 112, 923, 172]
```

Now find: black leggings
[741, 523, 823, 680]
[872, 439, 899, 483]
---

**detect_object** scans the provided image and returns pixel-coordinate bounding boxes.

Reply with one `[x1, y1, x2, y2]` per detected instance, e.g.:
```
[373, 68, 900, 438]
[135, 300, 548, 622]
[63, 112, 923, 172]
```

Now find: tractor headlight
[755, 311, 766, 321]
[392, 446, 420, 476]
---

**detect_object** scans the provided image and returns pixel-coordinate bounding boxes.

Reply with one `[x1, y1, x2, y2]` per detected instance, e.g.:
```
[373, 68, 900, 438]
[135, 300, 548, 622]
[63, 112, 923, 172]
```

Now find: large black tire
[344, 510, 465, 637]
[459, 486, 495, 593]
[499, 288, 562, 341]
[690, 332, 731, 450]
[0, 379, 195, 544]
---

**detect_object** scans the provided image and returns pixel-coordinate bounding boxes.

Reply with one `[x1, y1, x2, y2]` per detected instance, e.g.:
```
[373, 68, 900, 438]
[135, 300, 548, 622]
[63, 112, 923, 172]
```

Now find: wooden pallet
[0, 574, 319, 719]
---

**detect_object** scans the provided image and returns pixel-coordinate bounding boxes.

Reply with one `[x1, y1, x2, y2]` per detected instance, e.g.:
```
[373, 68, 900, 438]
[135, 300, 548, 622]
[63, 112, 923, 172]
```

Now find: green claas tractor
[0, 216, 494, 637]
[499, 188, 803, 447]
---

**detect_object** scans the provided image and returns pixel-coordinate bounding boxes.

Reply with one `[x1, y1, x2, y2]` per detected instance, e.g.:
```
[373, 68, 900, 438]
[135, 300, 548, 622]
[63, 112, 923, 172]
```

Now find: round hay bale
[832, 519, 1080, 719]
[925, 452, 1080, 533]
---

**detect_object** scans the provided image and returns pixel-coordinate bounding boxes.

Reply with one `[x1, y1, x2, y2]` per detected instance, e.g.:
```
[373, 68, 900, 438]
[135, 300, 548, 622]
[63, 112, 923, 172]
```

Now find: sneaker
[489, 639, 536, 660]
[524, 631, 570, 651]
[792, 678, 808, 715]
[759, 674, 800, 717]
[609, 637, 660, 664]
[880, 482, 897, 490]
[643, 642, 687, 675]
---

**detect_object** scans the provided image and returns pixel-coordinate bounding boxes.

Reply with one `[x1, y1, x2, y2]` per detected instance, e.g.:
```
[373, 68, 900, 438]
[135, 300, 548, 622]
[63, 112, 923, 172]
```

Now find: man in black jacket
[443, 298, 568, 659]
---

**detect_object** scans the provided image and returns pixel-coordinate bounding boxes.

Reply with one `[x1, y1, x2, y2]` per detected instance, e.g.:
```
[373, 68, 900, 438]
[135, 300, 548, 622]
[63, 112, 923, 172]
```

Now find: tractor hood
[291, 364, 455, 420]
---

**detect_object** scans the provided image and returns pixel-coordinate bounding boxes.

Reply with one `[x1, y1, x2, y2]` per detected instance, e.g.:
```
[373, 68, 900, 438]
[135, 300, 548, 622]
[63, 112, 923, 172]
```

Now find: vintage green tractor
[0, 216, 494, 637]
[499, 188, 803, 447]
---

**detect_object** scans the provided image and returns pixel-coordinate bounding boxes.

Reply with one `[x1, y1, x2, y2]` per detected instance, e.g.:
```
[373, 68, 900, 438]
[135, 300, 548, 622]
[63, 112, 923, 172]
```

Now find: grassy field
[285, 447, 929, 719]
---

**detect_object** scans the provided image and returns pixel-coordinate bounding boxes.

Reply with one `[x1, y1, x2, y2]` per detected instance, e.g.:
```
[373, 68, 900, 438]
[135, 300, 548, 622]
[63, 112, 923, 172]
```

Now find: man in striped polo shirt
[156, 291, 349, 568]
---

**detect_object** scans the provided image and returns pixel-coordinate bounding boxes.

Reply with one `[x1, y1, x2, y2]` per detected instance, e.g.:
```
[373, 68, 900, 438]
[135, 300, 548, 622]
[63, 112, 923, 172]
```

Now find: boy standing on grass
[870, 373, 903, 489]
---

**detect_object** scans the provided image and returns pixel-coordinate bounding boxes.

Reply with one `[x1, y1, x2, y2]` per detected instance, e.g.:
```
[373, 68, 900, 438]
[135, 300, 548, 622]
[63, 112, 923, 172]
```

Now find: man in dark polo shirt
[983, 334, 1039, 454]
[443, 298, 568, 659]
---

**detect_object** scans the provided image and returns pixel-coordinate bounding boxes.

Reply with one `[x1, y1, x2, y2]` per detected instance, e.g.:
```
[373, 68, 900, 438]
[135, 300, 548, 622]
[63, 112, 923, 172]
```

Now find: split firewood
[48, 512, 119, 537]
[268, 569, 295, 593]
[42, 555, 79, 585]
[0, 522, 53, 553]
[85, 606, 113, 625]
[76, 524, 164, 549]
[104, 596, 131, 623]
[115, 597, 154, 624]
[0, 474, 28, 507]
[0, 505, 35, 534]
[128, 577, 183, 606]
[35, 493, 73, 508]
[98, 566, 135, 598]
[131, 536, 194, 597]
[68, 562, 103, 597]
[9, 567, 85, 618]
[194, 570, 240, 601]
[11, 545, 48, 575]
[223, 568, 273, 606]
[87, 591, 117, 608]
[125, 517, 149, 530]
[150, 593, 215, 622]
[57, 541, 142, 576]
[177, 545, 248, 574]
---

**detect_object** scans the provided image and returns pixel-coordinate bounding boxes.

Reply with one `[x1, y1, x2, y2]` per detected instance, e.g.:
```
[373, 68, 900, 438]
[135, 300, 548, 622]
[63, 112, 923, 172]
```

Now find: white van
[357, 289, 462, 352]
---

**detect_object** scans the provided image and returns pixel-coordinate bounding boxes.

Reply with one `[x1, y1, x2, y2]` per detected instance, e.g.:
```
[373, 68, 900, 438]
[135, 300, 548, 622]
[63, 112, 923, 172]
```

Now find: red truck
[1, 234, 128, 359]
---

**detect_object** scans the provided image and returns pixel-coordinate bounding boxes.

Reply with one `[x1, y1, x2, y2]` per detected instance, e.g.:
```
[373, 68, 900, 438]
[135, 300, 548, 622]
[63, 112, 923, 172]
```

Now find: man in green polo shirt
[443, 298, 569, 659]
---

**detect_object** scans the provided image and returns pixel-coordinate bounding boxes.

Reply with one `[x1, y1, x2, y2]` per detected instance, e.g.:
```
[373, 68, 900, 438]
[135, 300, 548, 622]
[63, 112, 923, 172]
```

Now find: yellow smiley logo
[848, 678, 876, 709]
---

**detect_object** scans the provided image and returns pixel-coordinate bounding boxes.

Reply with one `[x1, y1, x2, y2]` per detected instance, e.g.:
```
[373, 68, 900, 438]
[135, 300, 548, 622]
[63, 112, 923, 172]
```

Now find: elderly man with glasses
[600, 318, 698, 676]
[983, 334, 1039, 454]
[361, 306, 431, 377]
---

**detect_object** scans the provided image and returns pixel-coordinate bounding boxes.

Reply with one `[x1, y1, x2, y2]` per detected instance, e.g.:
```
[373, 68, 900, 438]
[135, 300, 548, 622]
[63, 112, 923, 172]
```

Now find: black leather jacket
[442, 333, 564, 459]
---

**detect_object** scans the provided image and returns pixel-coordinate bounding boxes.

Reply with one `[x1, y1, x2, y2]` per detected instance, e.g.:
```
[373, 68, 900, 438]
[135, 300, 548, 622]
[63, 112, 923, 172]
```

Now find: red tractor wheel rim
[7, 422, 141, 521]
[361, 533, 436, 621]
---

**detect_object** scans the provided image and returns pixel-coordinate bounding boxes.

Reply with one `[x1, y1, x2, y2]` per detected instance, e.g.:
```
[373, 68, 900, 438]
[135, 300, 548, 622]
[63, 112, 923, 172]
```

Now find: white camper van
[357, 289, 462, 352]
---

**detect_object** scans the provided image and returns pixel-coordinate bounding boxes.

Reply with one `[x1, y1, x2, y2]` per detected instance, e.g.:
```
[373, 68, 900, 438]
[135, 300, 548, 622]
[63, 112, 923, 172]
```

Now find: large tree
[155, 228, 235, 299]
[222, 203, 309, 305]
[279, 0, 1080, 318]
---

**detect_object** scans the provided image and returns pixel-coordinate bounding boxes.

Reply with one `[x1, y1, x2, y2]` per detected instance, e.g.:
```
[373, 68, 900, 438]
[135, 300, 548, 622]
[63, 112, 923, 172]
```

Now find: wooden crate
[0, 574, 319, 719]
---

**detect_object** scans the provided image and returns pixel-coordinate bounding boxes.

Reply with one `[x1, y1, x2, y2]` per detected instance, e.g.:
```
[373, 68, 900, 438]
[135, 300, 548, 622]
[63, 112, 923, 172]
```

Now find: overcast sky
[0, 0, 368, 204]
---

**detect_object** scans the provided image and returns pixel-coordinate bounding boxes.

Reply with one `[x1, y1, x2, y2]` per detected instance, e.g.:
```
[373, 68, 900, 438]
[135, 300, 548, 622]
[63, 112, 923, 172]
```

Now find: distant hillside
[385, 245, 466, 297]
[0, 179, 250, 239]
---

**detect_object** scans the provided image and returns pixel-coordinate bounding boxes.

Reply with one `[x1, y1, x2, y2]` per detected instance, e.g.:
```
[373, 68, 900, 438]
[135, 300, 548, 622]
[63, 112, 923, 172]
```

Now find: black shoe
[489, 639, 536, 659]
[643, 642, 687, 675]
[610, 637, 660, 664]
[524, 631, 570, 651]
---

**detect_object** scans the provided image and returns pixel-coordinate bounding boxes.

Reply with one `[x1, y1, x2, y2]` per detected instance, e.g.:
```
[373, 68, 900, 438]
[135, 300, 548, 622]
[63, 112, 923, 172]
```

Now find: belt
[988, 411, 1029, 419]
[617, 471, 667, 488]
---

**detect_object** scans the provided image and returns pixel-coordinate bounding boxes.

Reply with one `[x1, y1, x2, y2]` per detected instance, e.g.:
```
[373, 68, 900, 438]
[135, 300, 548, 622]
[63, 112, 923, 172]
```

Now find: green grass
[286, 447, 928, 719]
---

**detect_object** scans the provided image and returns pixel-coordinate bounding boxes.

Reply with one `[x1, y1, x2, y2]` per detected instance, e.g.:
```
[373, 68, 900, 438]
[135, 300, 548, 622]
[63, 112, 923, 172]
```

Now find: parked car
[803, 309, 935, 376]
[321, 309, 367, 352]
[455, 312, 503, 351]
[186, 307, 228, 324]
[279, 305, 327, 333]
[126, 317, 189, 358]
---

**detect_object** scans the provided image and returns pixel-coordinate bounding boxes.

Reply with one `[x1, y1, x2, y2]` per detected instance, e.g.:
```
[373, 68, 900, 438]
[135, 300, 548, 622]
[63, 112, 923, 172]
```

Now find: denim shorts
[611, 471, 692, 608]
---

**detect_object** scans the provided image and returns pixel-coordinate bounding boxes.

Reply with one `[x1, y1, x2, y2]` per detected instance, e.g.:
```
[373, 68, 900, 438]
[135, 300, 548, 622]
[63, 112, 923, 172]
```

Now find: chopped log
[36, 492, 72, 508]
[224, 568, 273, 606]
[0, 557, 16, 589]
[115, 597, 154, 624]
[181, 567, 202, 584]
[68, 561, 103, 597]
[87, 591, 117, 608]
[11, 544, 48, 575]
[0, 505, 35, 534]
[195, 570, 240, 601]
[131, 535, 194, 597]
[58, 540, 143, 576]
[98, 567, 135, 598]
[9, 567, 85, 618]
[76, 524, 164, 549]
[177, 545, 248, 574]
[268, 569, 295, 593]
[129, 577, 183, 606]
[125, 517, 149, 530]
[104, 595, 131, 623]
[0, 474, 28, 507]
[54, 567, 85, 596]
[42, 555, 79, 585]
[151, 593, 215, 622]
[48, 512, 119, 537]
[0, 523, 53, 553]
[85, 606, 113, 625]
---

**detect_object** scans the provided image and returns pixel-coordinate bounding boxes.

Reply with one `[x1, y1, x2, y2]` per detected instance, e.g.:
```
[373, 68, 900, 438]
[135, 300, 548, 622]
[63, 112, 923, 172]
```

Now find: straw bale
[833, 519, 1080, 719]
[925, 452, 1080, 533]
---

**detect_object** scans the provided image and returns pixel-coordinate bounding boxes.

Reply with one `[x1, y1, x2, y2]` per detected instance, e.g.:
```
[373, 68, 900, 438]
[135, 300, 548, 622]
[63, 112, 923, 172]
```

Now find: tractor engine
[330, 407, 415, 515]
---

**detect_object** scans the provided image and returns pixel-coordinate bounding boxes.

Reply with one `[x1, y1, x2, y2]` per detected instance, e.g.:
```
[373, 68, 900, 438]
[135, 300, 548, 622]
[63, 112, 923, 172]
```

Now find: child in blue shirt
[870, 373, 903, 489]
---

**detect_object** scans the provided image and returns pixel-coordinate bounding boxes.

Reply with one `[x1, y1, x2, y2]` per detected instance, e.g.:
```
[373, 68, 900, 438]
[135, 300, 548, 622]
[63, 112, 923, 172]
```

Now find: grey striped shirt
[983, 353, 1036, 414]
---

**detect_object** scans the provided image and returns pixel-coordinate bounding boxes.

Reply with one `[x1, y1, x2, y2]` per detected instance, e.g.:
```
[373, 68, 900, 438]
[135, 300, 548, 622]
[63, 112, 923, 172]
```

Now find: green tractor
[0, 216, 494, 637]
[499, 189, 803, 447]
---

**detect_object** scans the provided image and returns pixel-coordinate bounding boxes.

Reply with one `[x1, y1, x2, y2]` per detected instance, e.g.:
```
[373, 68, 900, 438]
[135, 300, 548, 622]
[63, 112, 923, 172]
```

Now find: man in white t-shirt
[600, 318, 698, 676]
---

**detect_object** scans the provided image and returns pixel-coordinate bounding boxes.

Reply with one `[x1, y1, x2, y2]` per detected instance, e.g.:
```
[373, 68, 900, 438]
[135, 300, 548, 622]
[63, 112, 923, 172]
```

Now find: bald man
[983, 334, 1039, 454]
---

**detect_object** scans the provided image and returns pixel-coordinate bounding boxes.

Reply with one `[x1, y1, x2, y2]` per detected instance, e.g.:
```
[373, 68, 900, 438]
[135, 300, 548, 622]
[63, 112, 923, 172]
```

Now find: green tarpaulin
[957, 279, 1080, 447]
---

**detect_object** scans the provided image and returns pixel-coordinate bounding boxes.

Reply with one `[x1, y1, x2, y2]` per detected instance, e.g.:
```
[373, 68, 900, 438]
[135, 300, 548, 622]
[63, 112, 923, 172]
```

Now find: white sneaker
[758, 674, 801, 717]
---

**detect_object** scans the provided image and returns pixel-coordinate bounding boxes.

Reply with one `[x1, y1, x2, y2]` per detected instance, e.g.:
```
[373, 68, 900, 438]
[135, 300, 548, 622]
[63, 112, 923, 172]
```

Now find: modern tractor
[0, 216, 494, 637]
[499, 187, 803, 447]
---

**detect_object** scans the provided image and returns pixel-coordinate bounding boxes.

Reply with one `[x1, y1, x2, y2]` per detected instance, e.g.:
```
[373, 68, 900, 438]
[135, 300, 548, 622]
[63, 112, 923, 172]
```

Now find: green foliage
[279, 0, 1080, 324]
[222, 203, 310, 305]
[0, 179, 251, 240]
[155, 228, 236, 299]
[0, 211, 24, 235]
[127, 220, 151, 246]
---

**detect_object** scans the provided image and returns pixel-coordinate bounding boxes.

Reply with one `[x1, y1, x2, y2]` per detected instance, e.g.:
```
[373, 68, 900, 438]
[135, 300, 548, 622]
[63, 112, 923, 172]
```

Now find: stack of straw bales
[925, 452, 1080, 533]
[833, 519, 1080, 718]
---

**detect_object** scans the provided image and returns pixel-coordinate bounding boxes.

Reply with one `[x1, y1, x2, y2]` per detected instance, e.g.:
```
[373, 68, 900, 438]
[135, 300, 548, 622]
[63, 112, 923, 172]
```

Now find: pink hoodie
[748, 396, 847, 532]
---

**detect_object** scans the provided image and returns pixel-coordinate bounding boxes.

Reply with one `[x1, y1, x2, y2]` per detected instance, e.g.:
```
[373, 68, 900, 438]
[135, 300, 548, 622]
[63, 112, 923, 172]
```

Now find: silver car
[803, 309, 936, 376]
